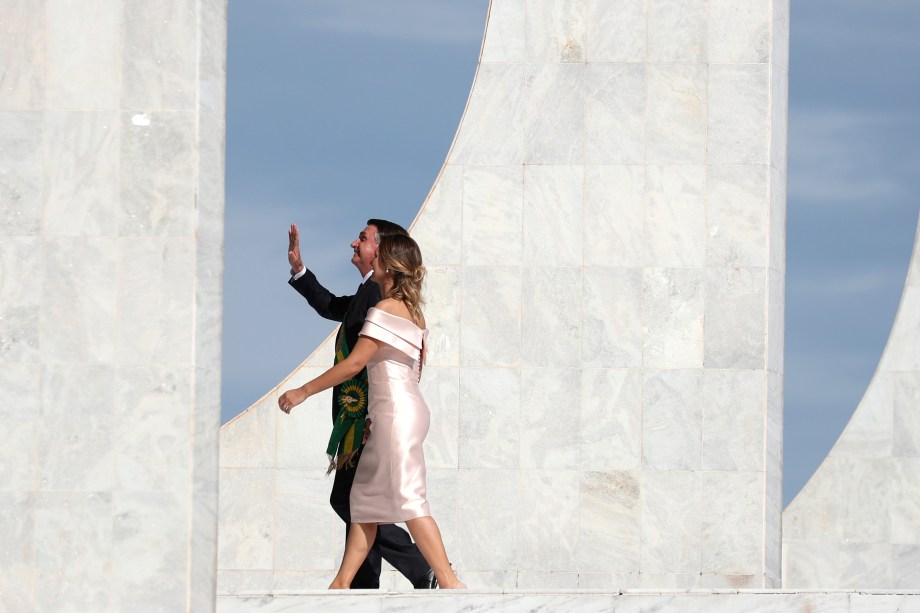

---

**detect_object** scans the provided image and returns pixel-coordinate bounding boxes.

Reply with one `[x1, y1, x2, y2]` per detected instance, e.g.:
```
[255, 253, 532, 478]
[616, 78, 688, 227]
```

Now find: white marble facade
[219, 0, 789, 592]
[0, 1, 226, 611]
[783, 216, 920, 589]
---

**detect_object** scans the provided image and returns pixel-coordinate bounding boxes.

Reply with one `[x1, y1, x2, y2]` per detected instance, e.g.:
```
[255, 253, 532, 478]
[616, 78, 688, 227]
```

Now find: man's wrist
[291, 264, 306, 280]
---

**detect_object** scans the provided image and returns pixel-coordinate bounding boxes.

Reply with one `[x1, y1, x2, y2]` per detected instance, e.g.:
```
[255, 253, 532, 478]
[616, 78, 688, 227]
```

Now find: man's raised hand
[288, 223, 304, 276]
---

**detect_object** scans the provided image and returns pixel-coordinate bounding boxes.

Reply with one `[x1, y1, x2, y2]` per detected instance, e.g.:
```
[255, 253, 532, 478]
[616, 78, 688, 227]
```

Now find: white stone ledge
[218, 589, 920, 613]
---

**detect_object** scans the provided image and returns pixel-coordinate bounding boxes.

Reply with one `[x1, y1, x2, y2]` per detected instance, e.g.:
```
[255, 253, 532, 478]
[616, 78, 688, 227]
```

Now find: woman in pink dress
[278, 233, 465, 590]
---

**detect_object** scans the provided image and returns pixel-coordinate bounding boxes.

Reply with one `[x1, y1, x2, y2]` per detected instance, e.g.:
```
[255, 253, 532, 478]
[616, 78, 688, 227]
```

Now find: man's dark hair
[367, 218, 409, 244]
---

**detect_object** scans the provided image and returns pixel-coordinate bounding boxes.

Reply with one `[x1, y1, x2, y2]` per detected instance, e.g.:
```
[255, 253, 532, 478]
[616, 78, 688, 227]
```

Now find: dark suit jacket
[289, 268, 381, 422]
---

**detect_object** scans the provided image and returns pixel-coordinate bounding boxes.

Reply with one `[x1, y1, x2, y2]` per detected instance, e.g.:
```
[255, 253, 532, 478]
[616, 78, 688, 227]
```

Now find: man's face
[351, 224, 379, 276]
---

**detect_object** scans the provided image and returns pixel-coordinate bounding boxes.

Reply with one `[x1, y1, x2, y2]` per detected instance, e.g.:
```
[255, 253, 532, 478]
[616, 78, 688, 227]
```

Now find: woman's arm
[278, 336, 380, 413]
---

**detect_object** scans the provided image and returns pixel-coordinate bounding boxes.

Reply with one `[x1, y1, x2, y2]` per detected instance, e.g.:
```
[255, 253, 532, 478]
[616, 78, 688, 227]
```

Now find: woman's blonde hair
[377, 234, 425, 325]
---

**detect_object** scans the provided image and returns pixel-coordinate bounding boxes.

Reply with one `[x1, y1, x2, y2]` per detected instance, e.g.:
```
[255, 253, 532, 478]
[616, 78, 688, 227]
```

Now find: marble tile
[122, 0, 198, 109]
[892, 458, 920, 544]
[766, 269, 785, 375]
[481, 0, 525, 63]
[522, 267, 581, 367]
[580, 369, 641, 469]
[582, 268, 643, 367]
[619, 593, 849, 613]
[782, 457, 843, 542]
[273, 469, 337, 570]
[199, 0, 228, 118]
[0, 0, 45, 110]
[220, 405, 276, 469]
[275, 366, 339, 469]
[40, 364, 115, 491]
[517, 571, 579, 588]
[458, 368, 520, 469]
[892, 545, 920, 588]
[645, 165, 706, 267]
[520, 369, 580, 469]
[706, 165, 769, 268]
[0, 492, 36, 611]
[640, 471, 701, 573]
[893, 373, 920, 457]
[772, 0, 790, 71]
[459, 266, 522, 367]
[217, 570, 273, 594]
[578, 470, 640, 572]
[40, 237, 117, 363]
[883, 286, 920, 372]
[46, 0, 120, 109]
[646, 64, 707, 165]
[112, 366, 194, 490]
[766, 372, 783, 478]
[269, 571, 333, 591]
[218, 468, 274, 571]
[461, 165, 523, 267]
[426, 468, 460, 554]
[642, 370, 703, 470]
[419, 366, 460, 469]
[837, 457, 892, 545]
[703, 267, 766, 369]
[583, 165, 646, 268]
[423, 267, 461, 367]
[523, 165, 583, 266]
[411, 165, 462, 267]
[833, 376, 892, 459]
[119, 111, 197, 236]
[701, 471, 762, 575]
[0, 364, 39, 490]
[517, 470, 579, 571]
[458, 469, 518, 570]
[708, 64, 770, 165]
[585, 63, 646, 164]
[35, 492, 113, 612]
[524, 63, 585, 164]
[770, 67, 789, 174]
[769, 166, 787, 274]
[525, 0, 586, 62]
[0, 239, 41, 364]
[117, 238, 195, 364]
[634, 574, 701, 589]
[700, 573, 761, 589]
[849, 594, 918, 613]
[448, 64, 524, 165]
[702, 370, 765, 471]
[647, 0, 708, 63]
[0, 111, 42, 235]
[642, 268, 705, 368]
[709, 0, 770, 63]
[112, 492, 187, 612]
[586, 0, 646, 62]
[838, 543, 891, 588]
[43, 112, 119, 236]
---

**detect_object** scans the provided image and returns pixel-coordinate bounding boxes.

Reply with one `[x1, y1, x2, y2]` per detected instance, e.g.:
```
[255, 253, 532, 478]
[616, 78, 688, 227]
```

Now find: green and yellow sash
[325, 325, 368, 474]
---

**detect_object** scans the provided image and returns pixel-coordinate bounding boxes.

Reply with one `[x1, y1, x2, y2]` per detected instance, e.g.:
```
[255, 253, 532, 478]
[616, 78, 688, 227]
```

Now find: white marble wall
[783, 216, 920, 589]
[0, 1, 226, 611]
[218, 0, 787, 591]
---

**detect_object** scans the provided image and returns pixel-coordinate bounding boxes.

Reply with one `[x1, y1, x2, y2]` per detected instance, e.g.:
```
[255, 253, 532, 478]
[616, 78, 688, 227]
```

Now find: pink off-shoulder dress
[350, 307, 431, 524]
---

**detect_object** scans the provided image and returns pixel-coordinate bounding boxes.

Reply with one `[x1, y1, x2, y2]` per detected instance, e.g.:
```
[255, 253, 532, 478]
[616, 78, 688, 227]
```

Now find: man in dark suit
[286, 219, 434, 589]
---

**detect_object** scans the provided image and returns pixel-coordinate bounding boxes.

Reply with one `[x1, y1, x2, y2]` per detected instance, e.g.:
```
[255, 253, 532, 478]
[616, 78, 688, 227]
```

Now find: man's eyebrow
[359, 232, 366, 239]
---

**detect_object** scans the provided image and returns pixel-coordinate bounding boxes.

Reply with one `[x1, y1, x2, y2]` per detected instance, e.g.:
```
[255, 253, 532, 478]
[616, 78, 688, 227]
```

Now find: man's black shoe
[416, 569, 438, 589]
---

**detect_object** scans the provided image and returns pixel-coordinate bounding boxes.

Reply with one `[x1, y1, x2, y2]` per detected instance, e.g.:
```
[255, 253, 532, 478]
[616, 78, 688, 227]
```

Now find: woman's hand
[278, 386, 308, 414]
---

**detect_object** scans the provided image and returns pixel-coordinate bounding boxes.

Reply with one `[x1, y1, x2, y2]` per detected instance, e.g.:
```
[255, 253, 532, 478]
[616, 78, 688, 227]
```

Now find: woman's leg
[405, 516, 466, 589]
[329, 523, 378, 589]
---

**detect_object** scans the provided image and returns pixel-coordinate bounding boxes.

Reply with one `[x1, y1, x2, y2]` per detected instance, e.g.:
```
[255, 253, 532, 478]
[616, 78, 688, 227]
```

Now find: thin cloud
[789, 109, 920, 206]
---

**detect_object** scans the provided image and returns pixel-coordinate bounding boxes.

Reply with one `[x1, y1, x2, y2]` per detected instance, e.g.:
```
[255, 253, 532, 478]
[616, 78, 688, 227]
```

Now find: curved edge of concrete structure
[782, 212, 920, 588]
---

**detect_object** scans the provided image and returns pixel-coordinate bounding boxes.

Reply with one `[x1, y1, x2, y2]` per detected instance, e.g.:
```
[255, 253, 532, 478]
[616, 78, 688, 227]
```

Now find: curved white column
[783, 215, 920, 588]
[219, 0, 789, 591]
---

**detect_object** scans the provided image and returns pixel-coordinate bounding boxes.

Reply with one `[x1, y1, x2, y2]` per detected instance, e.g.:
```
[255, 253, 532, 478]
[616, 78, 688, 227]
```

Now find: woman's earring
[385, 267, 390, 273]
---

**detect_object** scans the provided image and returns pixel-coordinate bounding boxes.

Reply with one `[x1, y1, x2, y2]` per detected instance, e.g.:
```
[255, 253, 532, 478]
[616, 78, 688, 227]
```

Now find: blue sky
[222, 1, 920, 505]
